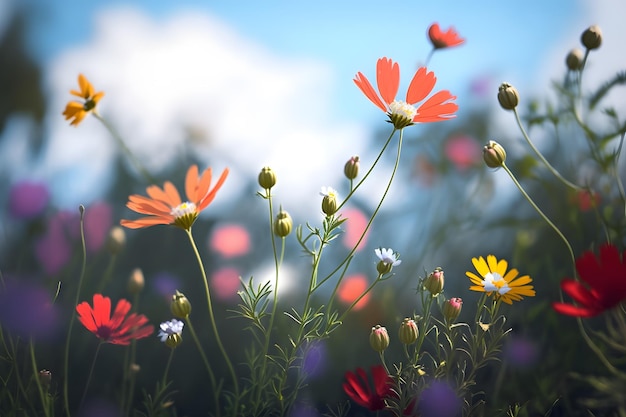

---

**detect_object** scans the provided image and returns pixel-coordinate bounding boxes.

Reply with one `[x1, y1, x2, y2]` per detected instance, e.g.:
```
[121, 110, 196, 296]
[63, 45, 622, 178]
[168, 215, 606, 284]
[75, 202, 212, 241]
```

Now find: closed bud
[424, 267, 444, 295]
[127, 268, 145, 295]
[565, 48, 584, 71]
[273, 208, 293, 237]
[344, 156, 360, 180]
[497, 82, 519, 110]
[320, 187, 339, 216]
[171, 290, 192, 319]
[106, 226, 126, 254]
[483, 140, 507, 168]
[443, 297, 463, 321]
[258, 166, 277, 190]
[369, 325, 389, 352]
[581, 25, 602, 50]
[165, 333, 183, 348]
[398, 318, 418, 345]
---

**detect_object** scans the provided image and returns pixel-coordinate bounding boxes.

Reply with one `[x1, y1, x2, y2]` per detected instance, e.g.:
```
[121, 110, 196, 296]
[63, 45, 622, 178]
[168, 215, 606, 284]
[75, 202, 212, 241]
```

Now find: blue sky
[4, 0, 623, 212]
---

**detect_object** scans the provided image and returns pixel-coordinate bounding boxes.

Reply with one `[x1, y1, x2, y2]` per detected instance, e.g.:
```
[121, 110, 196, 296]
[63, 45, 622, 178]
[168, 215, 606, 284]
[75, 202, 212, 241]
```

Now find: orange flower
[121, 165, 229, 231]
[354, 57, 458, 129]
[428, 23, 465, 49]
[62, 74, 105, 126]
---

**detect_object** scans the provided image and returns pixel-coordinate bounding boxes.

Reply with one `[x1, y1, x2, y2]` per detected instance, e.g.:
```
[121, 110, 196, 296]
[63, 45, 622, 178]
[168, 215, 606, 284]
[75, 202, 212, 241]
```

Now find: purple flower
[419, 380, 461, 417]
[8, 181, 49, 220]
[0, 279, 59, 340]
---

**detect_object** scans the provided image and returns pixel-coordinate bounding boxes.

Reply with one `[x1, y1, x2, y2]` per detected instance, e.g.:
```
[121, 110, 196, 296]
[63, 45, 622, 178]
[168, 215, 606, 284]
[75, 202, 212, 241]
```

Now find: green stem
[576, 317, 620, 375]
[63, 205, 89, 417]
[93, 112, 156, 184]
[79, 341, 103, 411]
[161, 348, 176, 387]
[512, 108, 582, 191]
[185, 229, 239, 414]
[30, 338, 51, 417]
[501, 163, 576, 276]
[185, 319, 219, 404]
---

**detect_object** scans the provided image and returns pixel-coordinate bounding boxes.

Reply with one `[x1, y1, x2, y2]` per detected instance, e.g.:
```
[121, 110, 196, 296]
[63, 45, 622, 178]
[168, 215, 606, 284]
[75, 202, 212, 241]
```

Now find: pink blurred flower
[342, 208, 369, 251]
[211, 267, 241, 301]
[572, 189, 601, 212]
[338, 274, 370, 310]
[35, 211, 74, 275]
[444, 134, 481, 171]
[210, 223, 251, 258]
[83, 202, 113, 253]
[8, 181, 50, 219]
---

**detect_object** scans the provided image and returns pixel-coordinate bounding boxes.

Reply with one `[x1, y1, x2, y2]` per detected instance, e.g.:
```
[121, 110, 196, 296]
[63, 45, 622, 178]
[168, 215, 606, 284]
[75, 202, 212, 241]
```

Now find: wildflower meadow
[1, 7, 626, 417]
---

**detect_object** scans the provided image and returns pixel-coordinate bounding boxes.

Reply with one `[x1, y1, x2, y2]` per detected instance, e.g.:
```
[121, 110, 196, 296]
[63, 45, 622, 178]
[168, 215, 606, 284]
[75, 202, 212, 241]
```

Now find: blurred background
[1, 0, 625, 415]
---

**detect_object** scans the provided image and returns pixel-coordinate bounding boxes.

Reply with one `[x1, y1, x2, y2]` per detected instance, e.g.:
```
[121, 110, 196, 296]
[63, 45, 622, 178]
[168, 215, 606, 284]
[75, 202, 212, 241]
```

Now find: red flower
[428, 23, 465, 49]
[354, 58, 458, 128]
[343, 365, 394, 411]
[76, 294, 154, 345]
[553, 244, 626, 317]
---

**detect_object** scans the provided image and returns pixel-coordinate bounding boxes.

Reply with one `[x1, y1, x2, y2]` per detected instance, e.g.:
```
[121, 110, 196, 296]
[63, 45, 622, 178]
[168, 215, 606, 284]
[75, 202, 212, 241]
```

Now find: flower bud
[398, 318, 418, 345]
[423, 267, 444, 295]
[171, 290, 192, 319]
[39, 369, 52, 390]
[344, 156, 360, 180]
[483, 140, 507, 168]
[565, 48, 584, 71]
[129, 363, 141, 375]
[369, 325, 389, 352]
[127, 268, 145, 295]
[497, 82, 519, 110]
[320, 187, 339, 216]
[273, 208, 293, 237]
[165, 333, 183, 348]
[581, 25, 602, 50]
[443, 297, 463, 321]
[106, 226, 126, 254]
[258, 166, 277, 190]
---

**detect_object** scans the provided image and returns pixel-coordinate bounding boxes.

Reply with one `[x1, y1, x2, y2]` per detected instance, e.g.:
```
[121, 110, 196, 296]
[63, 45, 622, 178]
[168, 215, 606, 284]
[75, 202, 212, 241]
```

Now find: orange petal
[406, 67, 436, 104]
[162, 182, 182, 207]
[376, 57, 399, 105]
[185, 165, 200, 202]
[414, 91, 458, 122]
[353, 72, 387, 113]
[120, 216, 173, 229]
[198, 168, 229, 212]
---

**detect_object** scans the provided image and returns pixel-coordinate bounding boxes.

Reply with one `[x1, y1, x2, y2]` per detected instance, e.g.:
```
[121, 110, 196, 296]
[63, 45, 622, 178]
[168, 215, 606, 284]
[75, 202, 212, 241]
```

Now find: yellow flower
[466, 255, 535, 304]
[62, 74, 105, 126]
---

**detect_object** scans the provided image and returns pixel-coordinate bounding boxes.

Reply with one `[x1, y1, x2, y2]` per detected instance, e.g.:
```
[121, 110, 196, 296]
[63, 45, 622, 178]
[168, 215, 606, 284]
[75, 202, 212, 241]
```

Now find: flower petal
[353, 72, 387, 113]
[406, 67, 436, 104]
[376, 57, 399, 105]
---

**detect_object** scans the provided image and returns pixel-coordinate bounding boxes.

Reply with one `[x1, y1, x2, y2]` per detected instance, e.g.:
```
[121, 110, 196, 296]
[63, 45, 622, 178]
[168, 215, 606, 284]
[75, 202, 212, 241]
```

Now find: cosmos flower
[343, 365, 394, 411]
[354, 57, 458, 129]
[158, 319, 184, 342]
[553, 244, 626, 317]
[466, 255, 535, 304]
[62, 74, 105, 126]
[428, 23, 465, 49]
[121, 165, 229, 231]
[76, 294, 154, 345]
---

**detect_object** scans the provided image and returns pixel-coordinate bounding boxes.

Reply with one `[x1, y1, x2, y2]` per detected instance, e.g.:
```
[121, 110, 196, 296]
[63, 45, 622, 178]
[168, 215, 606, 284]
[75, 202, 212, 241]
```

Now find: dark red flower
[76, 294, 154, 345]
[428, 23, 465, 49]
[343, 365, 394, 411]
[553, 244, 626, 317]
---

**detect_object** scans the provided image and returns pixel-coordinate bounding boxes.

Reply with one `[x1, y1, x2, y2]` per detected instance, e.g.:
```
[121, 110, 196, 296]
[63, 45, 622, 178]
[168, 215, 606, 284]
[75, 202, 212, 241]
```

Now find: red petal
[354, 72, 387, 113]
[406, 67, 436, 104]
[376, 57, 399, 106]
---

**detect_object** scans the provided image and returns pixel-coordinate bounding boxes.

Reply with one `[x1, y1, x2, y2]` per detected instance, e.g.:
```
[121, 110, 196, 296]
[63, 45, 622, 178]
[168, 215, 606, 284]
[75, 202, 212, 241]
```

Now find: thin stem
[29, 338, 51, 417]
[93, 112, 156, 184]
[63, 205, 89, 417]
[512, 108, 582, 191]
[501, 163, 576, 276]
[184, 319, 219, 398]
[79, 341, 103, 412]
[161, 348, 176, 387]
[185, 229, 239, 414]
[576, 317, 620, 375]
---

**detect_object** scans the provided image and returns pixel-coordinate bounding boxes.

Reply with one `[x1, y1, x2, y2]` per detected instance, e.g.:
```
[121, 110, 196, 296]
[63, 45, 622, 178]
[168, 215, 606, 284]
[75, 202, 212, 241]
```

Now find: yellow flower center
[482, 273, 511, 295]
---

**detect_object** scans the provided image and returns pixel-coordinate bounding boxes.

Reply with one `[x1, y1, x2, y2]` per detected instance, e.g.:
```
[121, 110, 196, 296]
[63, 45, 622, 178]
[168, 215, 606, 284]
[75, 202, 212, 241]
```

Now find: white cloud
[43, 6, 370, 214]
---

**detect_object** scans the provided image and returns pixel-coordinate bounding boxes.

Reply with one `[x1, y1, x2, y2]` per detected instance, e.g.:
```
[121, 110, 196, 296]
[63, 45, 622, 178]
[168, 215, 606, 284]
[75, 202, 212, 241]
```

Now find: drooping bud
[106, 226, 126, 255]
[398, 318, 419, 345]
[320, 187, 339, 216]
[344, 156, 360, 180]
[258, 166, 277, 190]
[424, 267, 445, 295]
[127, 268, 145, 295]
[443, 297, 463, 321]
[369, 325, 390, 352]
[483, 140, 507, 168]
[171, 290, 192, 319]
[581, 25, 602, 50]
[565, 48, 584, 71]
[273, 208, 293, 237]
[497, 82, 519, 111]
